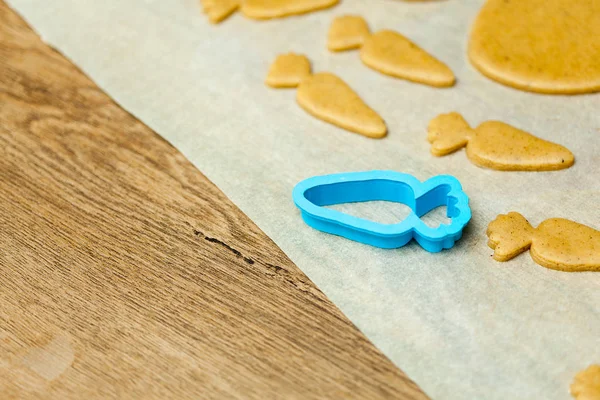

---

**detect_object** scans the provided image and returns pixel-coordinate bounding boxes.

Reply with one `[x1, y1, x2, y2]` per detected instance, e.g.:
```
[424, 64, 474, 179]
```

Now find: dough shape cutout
[200, 0, 339, 23]
[327, 16, 455, 87]
[200, 0, 240, 23]
[266, 53, 387, 138]
[487, 212, 600, 272]
[427, 112, 574, 171]
[265, 53, 311, 88]
[327, 15, 371, 51]
[571, 365, 600, 400]
[469, 0, 600, 94]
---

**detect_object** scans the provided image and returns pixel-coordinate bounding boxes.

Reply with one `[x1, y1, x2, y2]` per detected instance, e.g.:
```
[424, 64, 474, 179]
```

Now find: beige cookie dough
[360, 30, 455, 87]
[326, 17, 456, 88]
[241, 0, 339, 20]
[487, 212, 600, 272]
[427, 112, 574, 171]
[327, 15, 371, 52]
[200, 0, 240, 23]
[266, 54, 387, 138]
[200, 0, 339, 23]
[469, 0, 600, 94]
[265, 53, 312, 88]
[571, 365, 600, 400]
[297, 73, 387, 138]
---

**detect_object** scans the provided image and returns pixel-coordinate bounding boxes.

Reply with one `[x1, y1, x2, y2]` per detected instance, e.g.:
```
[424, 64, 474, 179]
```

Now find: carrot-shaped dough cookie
[266, 53, 387, 138]
[487, 212, 600, 272]
[427, 112, 574, 171]
[200, 0, 338, 23]
[327, 15, 455, 87]
[571, 365, 600, 400]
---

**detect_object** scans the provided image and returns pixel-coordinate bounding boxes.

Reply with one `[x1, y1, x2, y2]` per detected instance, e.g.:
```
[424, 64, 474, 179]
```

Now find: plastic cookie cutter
[292, 171, 471, 252]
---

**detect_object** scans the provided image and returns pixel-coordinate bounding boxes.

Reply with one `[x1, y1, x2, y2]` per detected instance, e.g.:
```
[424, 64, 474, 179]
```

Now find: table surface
[0, 2, 428, 399]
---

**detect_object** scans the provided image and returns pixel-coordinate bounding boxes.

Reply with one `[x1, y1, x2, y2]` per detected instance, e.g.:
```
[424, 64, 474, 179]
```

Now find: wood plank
[0, 2, 428, 399]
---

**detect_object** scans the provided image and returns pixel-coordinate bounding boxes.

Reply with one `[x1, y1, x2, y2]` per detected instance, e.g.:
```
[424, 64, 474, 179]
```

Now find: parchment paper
[7, 0, 599, 398]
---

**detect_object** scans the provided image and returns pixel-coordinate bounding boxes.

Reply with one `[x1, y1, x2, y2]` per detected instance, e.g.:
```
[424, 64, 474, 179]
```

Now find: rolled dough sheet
[469, 0, 600, 94]
[6, 0, 599, 399]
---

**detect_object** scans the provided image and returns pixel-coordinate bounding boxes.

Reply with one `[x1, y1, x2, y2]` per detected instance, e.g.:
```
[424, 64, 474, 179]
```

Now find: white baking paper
[6, 0, 599, 398]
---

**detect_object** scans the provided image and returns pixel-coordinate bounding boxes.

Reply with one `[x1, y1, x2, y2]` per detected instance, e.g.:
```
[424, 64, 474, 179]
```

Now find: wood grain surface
[0, 2, 428, 399]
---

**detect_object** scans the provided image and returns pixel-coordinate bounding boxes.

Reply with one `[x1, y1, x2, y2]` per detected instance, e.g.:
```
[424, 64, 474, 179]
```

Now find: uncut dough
[361, 30, 455, 87]
[297, 73, 387, 138]
[469, 0, 600, 94]
[241, 0, 339, 19]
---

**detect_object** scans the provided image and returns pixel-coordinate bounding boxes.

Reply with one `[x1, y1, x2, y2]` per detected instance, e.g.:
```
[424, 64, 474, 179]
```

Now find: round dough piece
[468, 0, 600, 94]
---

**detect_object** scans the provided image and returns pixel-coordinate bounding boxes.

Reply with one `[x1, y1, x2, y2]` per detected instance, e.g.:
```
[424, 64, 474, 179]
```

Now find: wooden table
[0, 2, 428, 398]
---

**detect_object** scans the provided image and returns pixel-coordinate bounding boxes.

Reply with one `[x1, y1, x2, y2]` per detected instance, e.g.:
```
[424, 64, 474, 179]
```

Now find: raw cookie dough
[427, 112, 574, 171]
[200, 0, 240, 23]
[469, 0, 600, 94]
[200, 0, 339, 23]
[361, 30, 455, 87]
[241, 0, 338, 20]
[571, 365, 600, 400]
[266, 54, 387, 138]
[265, 53, 311, 88]
[297, 73, 387, 138]
[487, 212, 600, 272]
[326, 17, 455, 88]
[327, 15, 371, 52]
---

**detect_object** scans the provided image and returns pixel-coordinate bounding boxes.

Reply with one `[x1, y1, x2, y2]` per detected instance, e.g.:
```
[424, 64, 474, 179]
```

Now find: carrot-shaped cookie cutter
[487, 212, 600, 272]
[292, 171, 471, 251]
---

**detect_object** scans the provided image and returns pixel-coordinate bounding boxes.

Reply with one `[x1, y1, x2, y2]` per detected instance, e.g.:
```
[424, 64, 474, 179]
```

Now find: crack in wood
[192, 228, 255, 265]
[265, 263, 284, 273]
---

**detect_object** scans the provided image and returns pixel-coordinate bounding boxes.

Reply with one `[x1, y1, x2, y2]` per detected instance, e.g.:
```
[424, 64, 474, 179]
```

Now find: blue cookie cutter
[292, 171, 471, 252]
